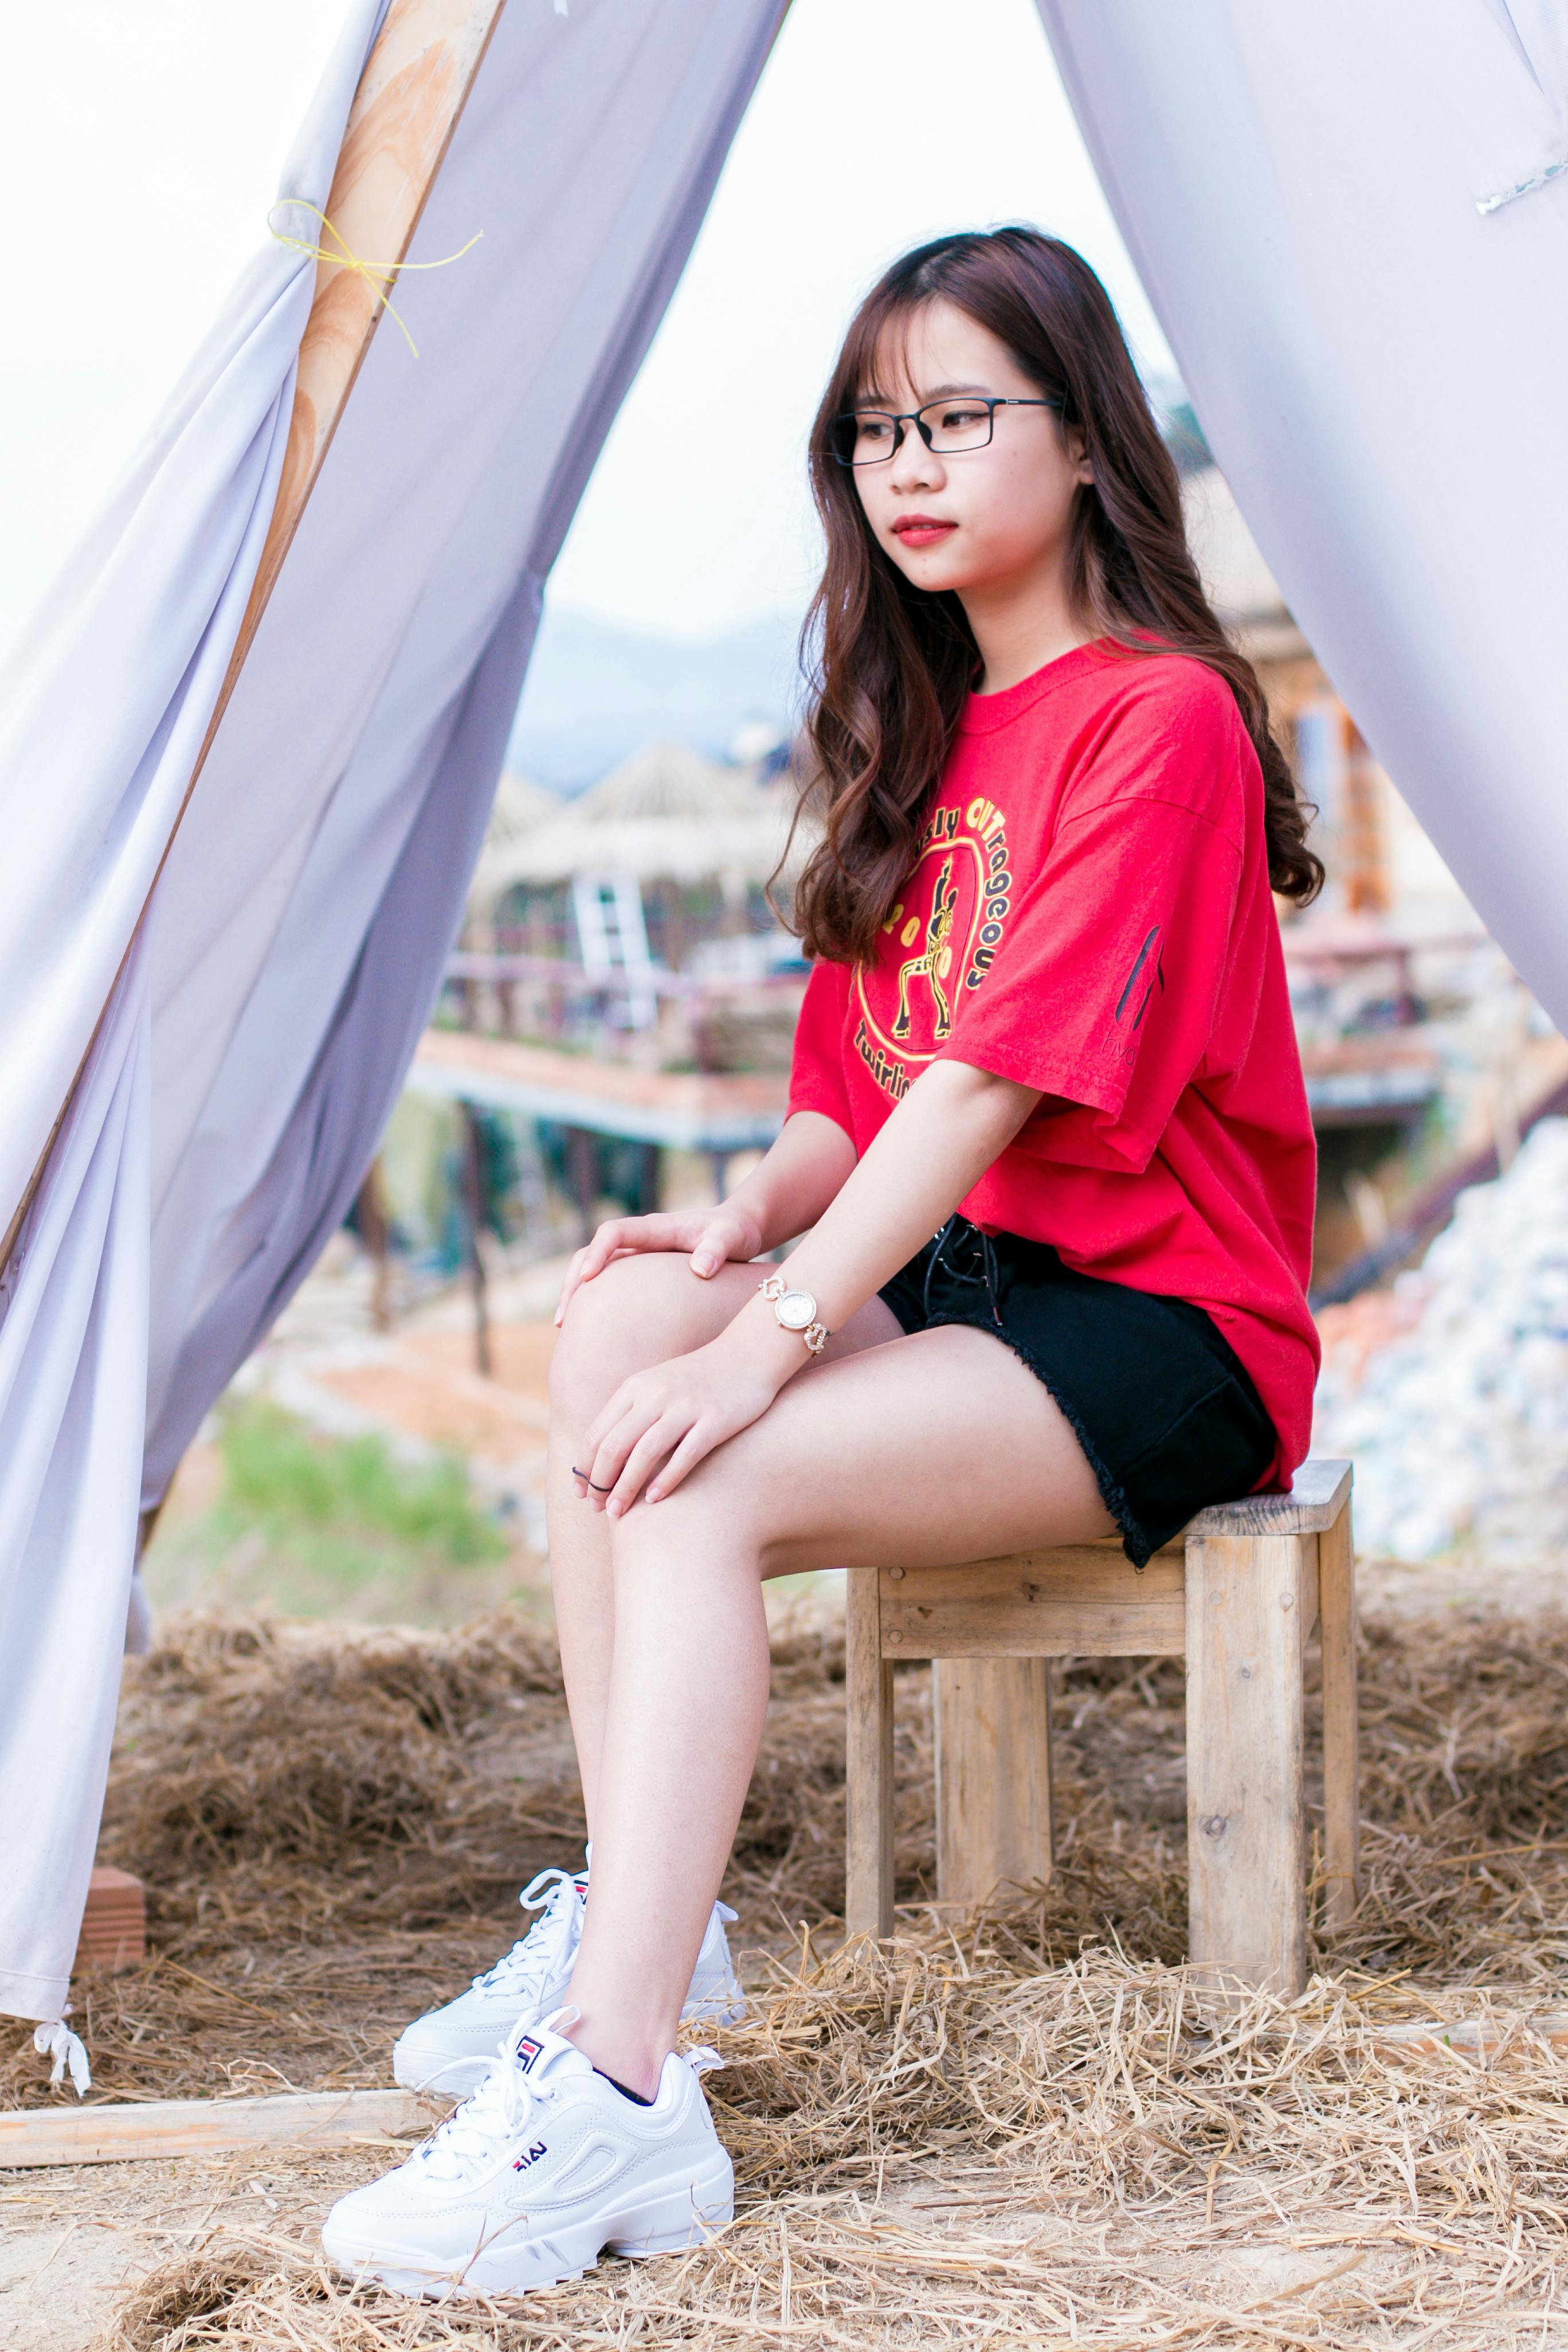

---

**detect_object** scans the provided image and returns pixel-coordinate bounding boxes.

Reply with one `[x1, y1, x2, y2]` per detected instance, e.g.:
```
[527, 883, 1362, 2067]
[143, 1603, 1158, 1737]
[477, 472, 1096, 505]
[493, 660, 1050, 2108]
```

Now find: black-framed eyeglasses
[829, 394, 1061, 467]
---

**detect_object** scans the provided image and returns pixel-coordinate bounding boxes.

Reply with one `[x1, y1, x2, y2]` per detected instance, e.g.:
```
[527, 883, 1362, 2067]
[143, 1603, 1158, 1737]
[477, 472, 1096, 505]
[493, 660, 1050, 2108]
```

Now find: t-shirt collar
[956, 637, 1119, 735]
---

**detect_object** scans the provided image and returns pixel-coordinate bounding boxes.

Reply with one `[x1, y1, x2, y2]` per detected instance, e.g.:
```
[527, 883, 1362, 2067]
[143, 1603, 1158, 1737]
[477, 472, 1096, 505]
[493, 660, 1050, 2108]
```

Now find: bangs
[851, 302, 931, 409]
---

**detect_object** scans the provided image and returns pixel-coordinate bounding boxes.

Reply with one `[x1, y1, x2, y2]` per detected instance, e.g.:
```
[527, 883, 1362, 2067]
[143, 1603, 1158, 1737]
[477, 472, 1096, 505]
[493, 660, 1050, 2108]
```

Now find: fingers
[583, 1398, 677, 1515]
[689, 1217, 731, 1279]
[644, 1423, 716, 1503]
[575, 1365, 706, 1513]
[585, 1400, 719, 1513]
[689, 1206, 761, 1280]
[554, 1208, 763, 1324]
[555, 1243, 593, 1327]
[555, 1236, 611, 1327]
[603, 1417, 689, 1515]
[579, 1379, 640, 1480]
[579, 1365, 675, 1500]
[554, 1217, 658, 1324]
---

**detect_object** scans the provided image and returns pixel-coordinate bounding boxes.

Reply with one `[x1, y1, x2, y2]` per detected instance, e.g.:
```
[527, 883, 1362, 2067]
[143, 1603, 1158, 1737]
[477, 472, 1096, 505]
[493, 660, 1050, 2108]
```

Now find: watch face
[775, 1288, 816, 1330]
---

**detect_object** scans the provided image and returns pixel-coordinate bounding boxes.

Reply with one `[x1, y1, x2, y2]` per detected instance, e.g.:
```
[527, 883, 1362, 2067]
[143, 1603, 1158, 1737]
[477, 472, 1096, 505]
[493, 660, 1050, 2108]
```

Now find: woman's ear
[1064, 422, 1094, 484]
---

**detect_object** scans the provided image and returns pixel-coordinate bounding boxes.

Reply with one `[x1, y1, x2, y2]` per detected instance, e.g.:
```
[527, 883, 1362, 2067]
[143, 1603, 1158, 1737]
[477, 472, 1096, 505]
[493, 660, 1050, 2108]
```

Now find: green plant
[216, 1400, 507, 1566]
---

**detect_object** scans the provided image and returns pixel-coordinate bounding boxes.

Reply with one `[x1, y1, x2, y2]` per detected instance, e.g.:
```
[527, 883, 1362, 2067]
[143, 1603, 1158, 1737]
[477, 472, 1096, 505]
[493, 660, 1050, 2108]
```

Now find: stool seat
[845, 1460, 1357, 1994]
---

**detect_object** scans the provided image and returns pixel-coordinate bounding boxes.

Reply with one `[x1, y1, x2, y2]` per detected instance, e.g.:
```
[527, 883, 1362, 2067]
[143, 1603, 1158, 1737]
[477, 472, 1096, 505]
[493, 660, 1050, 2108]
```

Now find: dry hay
[100, 1937, 1568, 2349]
[0, 1606, 868, 2108]
[13, 1598, 1568, 2345]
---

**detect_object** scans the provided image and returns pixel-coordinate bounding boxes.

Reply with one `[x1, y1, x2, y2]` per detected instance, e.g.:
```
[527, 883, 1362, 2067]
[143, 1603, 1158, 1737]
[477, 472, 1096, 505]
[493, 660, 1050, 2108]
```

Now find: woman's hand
[555, 1204, 764, 1327]
[572, 1319, 794, 1514]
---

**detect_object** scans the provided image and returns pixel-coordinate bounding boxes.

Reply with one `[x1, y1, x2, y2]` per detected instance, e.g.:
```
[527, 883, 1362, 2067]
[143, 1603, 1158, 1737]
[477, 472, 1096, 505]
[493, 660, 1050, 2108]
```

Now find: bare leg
[562, 1321, 1114, 2092]
[546, 1255, 899, 1831]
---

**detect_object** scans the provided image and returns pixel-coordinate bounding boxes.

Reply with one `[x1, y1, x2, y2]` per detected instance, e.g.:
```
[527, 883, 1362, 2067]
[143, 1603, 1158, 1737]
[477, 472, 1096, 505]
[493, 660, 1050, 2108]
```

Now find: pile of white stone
[1313, 1119, 1568, 1561]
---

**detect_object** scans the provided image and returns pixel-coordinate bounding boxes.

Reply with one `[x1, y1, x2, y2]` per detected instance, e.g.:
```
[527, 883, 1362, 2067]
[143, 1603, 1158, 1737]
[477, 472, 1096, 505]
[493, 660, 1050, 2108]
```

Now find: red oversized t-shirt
[787, 639, 1319, 1487]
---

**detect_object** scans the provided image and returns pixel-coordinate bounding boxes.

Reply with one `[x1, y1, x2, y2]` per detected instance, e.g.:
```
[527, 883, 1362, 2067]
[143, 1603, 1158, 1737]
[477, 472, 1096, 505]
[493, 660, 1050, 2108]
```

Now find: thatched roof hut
[468, 740, 805, 925]
[483, 770, 560, 845]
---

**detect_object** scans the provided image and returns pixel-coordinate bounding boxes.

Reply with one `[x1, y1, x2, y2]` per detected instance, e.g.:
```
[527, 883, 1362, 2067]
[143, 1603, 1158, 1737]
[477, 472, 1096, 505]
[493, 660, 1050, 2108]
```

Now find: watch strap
[759, 1271, 830, 1355]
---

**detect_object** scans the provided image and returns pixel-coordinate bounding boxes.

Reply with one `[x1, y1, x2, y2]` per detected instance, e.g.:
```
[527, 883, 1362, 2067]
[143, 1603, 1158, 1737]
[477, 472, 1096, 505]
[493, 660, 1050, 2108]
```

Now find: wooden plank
[844, 1567, 893, 1938]
[0, 2087, 444, 2170]
[1318, 1503, 1361, 1932]
[1, 0, 508, 1277]
[879, 1545, 1185, 1660]
[1187, 1459, 1351, 1538]
[1186, 1530, 1311, 1997]
[933, 1659, 1053, 1904]
[1371, 2014, 1568, 2061]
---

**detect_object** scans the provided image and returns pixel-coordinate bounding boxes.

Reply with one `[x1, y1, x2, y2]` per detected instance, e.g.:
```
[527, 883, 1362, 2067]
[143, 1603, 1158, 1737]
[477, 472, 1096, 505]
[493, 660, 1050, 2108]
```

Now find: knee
[606, 1447, 769, 1571]
[547, 1255, 697, 1426]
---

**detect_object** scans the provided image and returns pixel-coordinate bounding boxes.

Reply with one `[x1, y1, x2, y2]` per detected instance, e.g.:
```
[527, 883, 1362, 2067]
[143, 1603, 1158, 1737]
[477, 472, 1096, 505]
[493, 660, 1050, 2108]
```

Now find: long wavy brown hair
[790, 228, 1322, 963]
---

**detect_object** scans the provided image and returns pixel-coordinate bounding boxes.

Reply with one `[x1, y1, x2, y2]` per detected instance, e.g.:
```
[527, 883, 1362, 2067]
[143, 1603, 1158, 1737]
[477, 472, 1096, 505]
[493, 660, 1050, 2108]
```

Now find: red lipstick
[891, 513, 956, 548]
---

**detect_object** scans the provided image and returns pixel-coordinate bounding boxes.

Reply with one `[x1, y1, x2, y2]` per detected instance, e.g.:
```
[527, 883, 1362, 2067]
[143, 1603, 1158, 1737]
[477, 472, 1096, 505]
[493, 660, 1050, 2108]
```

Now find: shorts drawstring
[922, 1214, 955, 1320]
[923, 1213, 1003, 1329]
[981, 1228, 1002, 1327]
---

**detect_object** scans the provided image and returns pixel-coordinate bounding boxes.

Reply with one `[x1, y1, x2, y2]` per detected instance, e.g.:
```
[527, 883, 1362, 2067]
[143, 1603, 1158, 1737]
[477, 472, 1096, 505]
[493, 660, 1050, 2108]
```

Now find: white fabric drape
[0, 962, 149, 2021]
[0, 0, 387, 2028]
[1034, 0, 1568, 1029]
[0, 0, 786, 2023]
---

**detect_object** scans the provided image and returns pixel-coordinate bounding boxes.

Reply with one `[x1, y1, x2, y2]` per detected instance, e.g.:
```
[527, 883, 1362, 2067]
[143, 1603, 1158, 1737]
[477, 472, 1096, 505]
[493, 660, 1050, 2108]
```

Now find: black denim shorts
[879, 1214, 1278, 1567]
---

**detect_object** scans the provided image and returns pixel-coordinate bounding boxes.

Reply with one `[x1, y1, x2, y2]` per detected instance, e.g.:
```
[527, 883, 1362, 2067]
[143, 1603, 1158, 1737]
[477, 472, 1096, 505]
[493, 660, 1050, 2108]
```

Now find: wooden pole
[461, 1101, 493, 1378]
[566, 1126, 598, 1244]
[354, 1158, 395, 1332]
[1, 0, 508, 1275]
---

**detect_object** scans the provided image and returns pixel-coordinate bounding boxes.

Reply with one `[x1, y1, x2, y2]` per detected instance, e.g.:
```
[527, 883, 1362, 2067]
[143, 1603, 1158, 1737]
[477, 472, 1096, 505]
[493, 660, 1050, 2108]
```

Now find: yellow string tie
[267, 200, 483, 358]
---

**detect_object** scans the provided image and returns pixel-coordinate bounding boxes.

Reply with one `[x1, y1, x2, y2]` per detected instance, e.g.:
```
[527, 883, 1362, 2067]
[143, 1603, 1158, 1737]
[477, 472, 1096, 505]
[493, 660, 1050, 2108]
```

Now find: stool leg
[845, 1567, 893, 1937]
[1318, 1505, 1361, 1933]
[933, 1658, 1053, 1904]
[1185, 1531, 1310, 1997]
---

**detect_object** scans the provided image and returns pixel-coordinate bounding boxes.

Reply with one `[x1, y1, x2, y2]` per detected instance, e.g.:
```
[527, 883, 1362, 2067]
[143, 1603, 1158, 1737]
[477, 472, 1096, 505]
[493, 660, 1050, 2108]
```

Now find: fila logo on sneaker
[515, 2034, 546, 2072]
[511, 2139, 548, 2171]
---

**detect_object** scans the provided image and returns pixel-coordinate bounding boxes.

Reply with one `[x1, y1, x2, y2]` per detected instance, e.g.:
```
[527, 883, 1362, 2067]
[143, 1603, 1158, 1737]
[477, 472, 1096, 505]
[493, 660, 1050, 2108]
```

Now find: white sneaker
[393, 1861, 745, 2098]
[324, 2011, 733, 2299]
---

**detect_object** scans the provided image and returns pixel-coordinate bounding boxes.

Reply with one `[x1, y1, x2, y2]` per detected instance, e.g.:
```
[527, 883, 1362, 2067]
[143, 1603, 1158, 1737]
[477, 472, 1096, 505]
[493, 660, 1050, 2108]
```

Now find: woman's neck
[961, 574, 1096, 696]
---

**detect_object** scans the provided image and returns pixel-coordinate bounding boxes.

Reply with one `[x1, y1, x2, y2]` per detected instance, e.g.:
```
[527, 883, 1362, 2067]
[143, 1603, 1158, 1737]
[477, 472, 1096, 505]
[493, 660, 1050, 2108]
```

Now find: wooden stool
[845, 1459, 1356, 1994]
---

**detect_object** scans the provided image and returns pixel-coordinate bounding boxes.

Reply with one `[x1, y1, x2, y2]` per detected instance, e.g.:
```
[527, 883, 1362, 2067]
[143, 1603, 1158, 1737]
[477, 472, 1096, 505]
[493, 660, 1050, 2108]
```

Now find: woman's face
[849, 299, 1092, 606]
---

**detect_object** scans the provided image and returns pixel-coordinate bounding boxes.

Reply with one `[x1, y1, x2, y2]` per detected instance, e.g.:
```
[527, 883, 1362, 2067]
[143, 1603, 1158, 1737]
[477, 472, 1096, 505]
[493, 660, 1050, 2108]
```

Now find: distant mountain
[508, 607, 808, 792]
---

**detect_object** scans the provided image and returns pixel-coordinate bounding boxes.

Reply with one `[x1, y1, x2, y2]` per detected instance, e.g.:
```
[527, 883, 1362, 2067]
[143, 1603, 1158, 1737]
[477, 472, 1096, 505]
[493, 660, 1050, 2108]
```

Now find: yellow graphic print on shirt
[854, 794, 1012, 1099]
[893, 854, 959, 1041]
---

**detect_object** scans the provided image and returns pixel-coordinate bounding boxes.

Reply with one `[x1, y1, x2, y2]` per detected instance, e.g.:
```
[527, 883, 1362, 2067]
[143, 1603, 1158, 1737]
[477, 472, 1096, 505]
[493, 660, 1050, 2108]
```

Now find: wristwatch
[758, 1271, 830, 1356]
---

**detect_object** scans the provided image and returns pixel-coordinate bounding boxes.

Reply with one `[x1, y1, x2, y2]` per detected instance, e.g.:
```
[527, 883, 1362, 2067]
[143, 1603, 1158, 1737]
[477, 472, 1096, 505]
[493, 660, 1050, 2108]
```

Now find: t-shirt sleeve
[940, 791, 1243, 1172]
[787, 957, 857, 1143]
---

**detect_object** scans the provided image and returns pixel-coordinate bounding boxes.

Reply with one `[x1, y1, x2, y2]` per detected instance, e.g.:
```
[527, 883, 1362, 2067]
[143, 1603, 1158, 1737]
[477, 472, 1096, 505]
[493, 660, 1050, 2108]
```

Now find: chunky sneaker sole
[394, 1868, 744, 2098]
[327, 2153, 735, 2298]
[324, 2015, 733, 2300]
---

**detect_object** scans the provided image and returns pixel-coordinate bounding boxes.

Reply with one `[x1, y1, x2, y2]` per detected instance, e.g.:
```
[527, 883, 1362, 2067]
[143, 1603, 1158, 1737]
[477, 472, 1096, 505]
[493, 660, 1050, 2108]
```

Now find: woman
[324, 226, 1322, 2299]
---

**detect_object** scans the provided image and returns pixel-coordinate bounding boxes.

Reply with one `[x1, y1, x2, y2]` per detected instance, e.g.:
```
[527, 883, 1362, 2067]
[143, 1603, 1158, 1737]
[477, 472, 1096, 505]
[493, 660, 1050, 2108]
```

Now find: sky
[0, 0, 1172, 655]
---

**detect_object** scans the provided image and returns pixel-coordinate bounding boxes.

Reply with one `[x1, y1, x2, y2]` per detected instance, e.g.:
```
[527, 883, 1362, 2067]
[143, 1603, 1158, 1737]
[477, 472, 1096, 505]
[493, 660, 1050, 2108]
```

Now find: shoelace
[469, 1868, 581, 1998]
[417, 2036, 727, 2184]
[415, 2036, 552, 2181]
